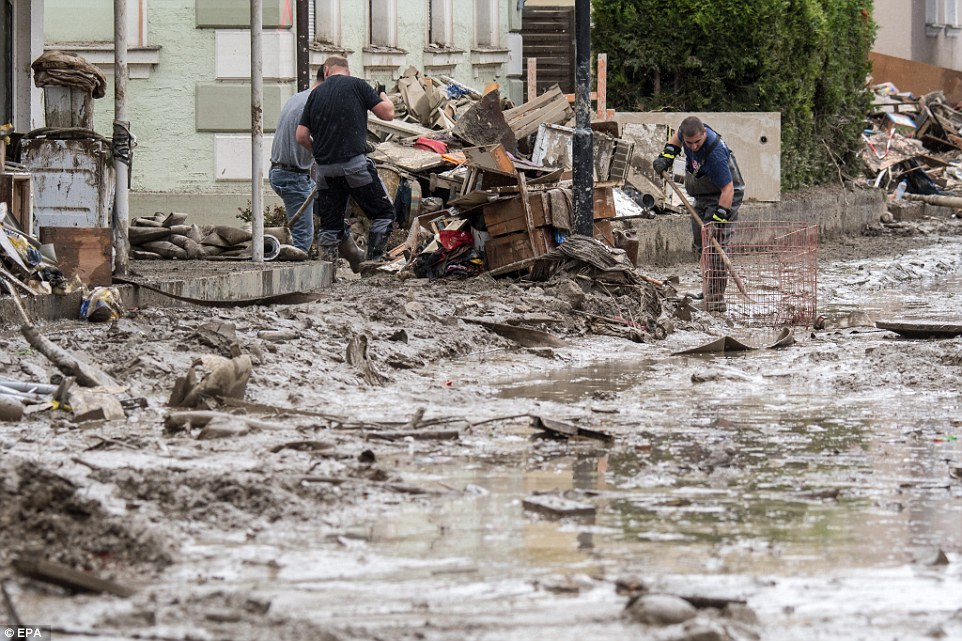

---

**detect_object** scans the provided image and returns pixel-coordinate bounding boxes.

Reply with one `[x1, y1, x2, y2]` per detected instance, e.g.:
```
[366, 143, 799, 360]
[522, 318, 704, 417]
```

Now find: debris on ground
[860, 81, 962, 209]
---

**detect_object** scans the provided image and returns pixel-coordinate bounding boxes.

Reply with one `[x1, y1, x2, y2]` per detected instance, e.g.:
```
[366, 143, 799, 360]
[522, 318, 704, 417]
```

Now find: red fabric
[438, 230, 473, 251]
[413, 137, 448, 154]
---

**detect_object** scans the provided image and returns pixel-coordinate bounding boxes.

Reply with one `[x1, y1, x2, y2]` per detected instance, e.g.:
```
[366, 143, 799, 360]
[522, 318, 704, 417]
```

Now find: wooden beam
[527, 57, 537, 102]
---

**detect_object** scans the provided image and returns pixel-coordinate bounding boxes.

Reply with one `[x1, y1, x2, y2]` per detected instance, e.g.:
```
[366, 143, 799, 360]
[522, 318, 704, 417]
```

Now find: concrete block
[628, 186, 885, 267]
[887, 200, 925, 221]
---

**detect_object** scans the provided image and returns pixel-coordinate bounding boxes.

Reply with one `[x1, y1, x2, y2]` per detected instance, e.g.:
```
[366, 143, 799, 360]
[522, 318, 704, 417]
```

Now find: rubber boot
[338, 234, 365, 273]
[318, 244, 339, 265]
[366, 231, 390, 262]
[705, 265, 727, 313]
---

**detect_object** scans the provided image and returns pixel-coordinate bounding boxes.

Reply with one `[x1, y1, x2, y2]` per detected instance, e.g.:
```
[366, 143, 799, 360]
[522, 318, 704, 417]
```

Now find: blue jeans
[269, 167, 315, 252]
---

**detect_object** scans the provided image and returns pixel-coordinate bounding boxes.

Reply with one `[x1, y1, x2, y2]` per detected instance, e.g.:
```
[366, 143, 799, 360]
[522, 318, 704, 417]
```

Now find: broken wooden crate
[482, 185, 618, 273]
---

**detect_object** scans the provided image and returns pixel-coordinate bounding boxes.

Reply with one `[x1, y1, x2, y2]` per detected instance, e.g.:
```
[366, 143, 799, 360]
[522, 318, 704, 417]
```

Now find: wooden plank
[0, 173, 33, 235]
[39, 227, 113, 286]
[14, 555, 135, 597]
[527, 58, 537, 102]
[517, 172, 540, 258]
[522, 494, 596, 518]
[593, 219, 615, 247]
[593, 186, 616, 219]
[463, 144, 516, 176]
[367, 114, 434, 138]
[597, 53, 607, 120]
[869, 52, 962, 105]
[483, 195, 549, 237]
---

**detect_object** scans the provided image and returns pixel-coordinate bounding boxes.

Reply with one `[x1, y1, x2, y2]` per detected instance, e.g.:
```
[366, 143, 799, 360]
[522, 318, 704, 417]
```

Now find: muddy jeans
[269, 167, 315, 253]
[313, 155, 394, 247]
[691, 196, 738, 305]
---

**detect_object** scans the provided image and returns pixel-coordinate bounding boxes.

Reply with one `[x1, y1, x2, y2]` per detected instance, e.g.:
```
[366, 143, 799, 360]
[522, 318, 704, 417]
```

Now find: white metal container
[20, 137, 115, 228]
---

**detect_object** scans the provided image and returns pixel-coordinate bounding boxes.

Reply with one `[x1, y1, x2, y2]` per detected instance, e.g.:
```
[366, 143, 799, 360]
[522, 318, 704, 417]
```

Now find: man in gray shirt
[268, 68, 322, 253]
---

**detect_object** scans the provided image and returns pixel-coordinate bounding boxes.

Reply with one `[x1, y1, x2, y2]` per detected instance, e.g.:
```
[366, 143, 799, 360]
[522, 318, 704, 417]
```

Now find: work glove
[652, 143, 681, 175]
[374, 81, 386, 95]
[710, 205, 732, 223]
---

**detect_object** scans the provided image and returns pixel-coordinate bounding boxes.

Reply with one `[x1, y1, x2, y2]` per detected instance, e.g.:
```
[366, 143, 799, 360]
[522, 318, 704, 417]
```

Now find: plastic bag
[80, 286, 126, 322]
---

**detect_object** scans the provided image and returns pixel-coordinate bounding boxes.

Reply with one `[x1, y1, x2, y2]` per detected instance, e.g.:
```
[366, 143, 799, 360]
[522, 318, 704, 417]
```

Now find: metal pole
[296, 0, 309, 91]
[112, 0, 130, 275]
[572, 0, 593, 237]
[251, 0, 264, 262]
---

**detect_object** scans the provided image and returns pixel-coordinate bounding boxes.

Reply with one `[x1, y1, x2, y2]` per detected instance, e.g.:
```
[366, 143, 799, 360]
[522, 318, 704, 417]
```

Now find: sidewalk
[1, 259, 333, 328]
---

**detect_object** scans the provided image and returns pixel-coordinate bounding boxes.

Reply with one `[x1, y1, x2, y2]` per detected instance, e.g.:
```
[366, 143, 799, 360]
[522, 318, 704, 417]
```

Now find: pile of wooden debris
[861, 83, 962, 201]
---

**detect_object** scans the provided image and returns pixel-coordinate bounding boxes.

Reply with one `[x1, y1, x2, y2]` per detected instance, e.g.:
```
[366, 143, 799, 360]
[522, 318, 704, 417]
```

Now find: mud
[1, 215, 961, 641]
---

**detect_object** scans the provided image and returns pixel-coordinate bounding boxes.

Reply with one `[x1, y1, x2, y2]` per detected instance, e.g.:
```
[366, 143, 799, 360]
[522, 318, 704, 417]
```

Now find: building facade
[874, 0, 962, 72]
[33, 0, 520, 220]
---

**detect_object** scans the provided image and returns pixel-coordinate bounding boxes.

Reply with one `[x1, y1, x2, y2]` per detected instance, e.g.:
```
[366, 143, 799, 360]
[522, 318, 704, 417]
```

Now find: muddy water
[10, 235, 962, 641]
[316, 239, 962, 639]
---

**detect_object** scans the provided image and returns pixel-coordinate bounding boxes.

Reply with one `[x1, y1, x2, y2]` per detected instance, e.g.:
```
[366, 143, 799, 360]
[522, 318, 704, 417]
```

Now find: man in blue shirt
[653, 116, 745, 312]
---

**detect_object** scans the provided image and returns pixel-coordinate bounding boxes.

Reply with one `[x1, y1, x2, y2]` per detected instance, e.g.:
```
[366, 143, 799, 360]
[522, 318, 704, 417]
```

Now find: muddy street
[2, 219, 962, 641]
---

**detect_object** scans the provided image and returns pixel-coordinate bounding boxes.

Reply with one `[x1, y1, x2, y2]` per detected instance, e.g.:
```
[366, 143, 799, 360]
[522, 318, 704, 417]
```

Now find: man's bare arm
[371, 95, 395, 121]
[295, 124, 313, 151]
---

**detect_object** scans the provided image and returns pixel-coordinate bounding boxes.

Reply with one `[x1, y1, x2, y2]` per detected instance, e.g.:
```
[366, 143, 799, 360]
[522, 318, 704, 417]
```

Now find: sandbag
[265, 226, 293, 245]
[275, 245, 309, 261]
[140, 241, 188, 259]
[200, 231, 232, 248]
[130, 250, 163, 260]
[131, 217, 165, 228]
[212, 226, 252, 246]
[168, 235, 207, 259]
[129, 226, 171, 245]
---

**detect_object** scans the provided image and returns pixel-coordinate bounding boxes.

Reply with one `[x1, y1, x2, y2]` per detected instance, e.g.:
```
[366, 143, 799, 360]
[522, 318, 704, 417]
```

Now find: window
[429, 0, 453, 47]
[926, 0, 941, 26]
[370, 0, 397, 47]
[44, 0, 148, 46]
[475, 0, 498, 47]
[946, 0, 960, 26]
[314, 0, 340, 45]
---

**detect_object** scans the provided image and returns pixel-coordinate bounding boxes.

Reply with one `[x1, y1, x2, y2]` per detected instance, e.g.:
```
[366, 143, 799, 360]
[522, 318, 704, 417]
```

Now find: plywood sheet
[870, 52, 962, 106]
[40, 227, 113, 287]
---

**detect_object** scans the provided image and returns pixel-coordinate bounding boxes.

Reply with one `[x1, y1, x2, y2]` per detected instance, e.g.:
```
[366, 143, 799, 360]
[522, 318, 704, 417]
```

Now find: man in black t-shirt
[296, 56, 396, 265]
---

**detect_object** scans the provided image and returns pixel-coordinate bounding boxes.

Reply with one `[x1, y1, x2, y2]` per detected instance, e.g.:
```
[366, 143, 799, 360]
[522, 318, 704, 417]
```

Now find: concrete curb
[1, 260, 333, 327]
[626, 185, 887, 267]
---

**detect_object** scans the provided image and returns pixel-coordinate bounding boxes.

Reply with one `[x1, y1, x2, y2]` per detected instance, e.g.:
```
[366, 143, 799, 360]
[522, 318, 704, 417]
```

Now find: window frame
[428, 0, 454, 47]
[314, 0, 341, 46]
[369, 0, 398, 48]
[474, 0, 499, 48]
[946, 0, 960, 26]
